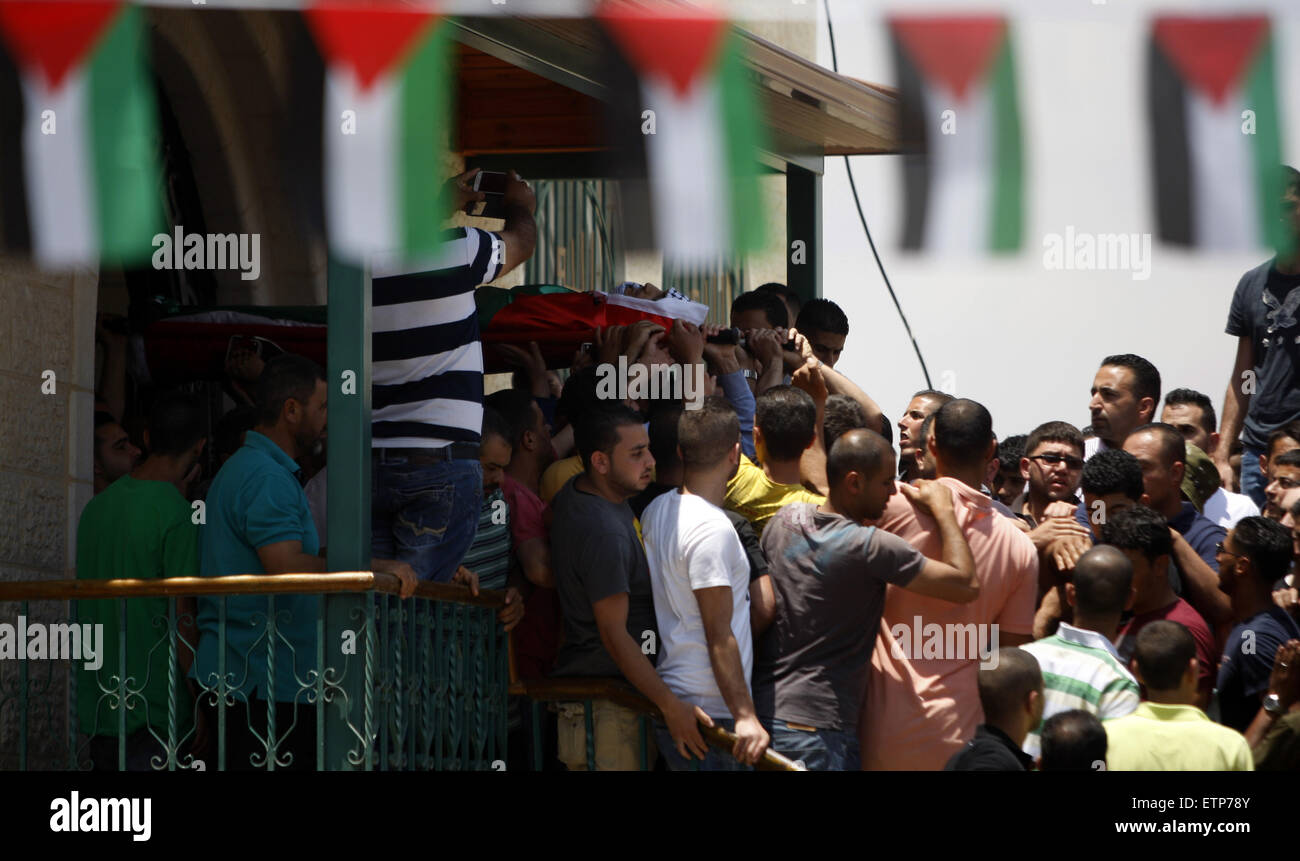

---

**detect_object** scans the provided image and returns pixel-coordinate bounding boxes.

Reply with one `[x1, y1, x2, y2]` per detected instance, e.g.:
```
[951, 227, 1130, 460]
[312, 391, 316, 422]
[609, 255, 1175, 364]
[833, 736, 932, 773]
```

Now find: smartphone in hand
[471, 170, 508, 219]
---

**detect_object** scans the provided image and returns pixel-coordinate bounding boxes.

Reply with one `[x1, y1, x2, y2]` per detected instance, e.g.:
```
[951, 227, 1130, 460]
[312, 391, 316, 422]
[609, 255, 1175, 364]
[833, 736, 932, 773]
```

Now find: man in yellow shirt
[1105, 621, 1253, 770]
[726, 385, 824, 535]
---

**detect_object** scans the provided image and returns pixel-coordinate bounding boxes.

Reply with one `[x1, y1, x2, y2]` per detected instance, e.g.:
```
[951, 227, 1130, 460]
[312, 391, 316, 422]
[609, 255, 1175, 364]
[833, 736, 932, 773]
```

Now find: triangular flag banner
[1149, 16, 1286, 252]
[598, 2, 766, 267]
[890, 16, 1022, 253]
[0, 1, 164, 267]
[304, 2, 451, 263]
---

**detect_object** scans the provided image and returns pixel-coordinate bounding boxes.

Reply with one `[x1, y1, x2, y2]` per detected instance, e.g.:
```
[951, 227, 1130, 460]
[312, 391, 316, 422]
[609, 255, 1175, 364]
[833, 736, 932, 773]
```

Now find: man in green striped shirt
[1021, 545, 1139, 758]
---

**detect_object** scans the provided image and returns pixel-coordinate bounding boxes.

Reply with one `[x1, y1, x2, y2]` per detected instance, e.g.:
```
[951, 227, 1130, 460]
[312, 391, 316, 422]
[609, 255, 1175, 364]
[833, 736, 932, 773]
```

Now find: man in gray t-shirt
[752, 429, 980, 771]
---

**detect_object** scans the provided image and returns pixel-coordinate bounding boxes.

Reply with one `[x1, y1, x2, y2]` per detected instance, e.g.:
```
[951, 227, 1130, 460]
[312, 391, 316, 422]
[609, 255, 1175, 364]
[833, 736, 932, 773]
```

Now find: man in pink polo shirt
[861, 399, 1039, 770]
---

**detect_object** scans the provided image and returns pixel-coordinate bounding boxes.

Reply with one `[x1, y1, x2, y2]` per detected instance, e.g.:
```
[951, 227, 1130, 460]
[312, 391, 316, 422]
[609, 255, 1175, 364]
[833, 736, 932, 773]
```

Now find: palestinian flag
[303, 3, 452, 263]
[0, 1, 163, 267]
[1149, 16, 1286, 251]
[890, 16, 1022, 253]
[597, 3, 765, 267]
[477, 285, 710, 373]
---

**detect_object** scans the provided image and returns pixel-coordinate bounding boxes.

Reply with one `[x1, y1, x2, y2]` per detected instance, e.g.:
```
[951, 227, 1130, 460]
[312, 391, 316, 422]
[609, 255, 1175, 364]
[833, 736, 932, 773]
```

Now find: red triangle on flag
[304, 2, 439, 93]
[1154, 16, 1269, 107]
[0, 1, 121, 91]
[890, 16, 1006, 103]
[598, 3, 727, 99]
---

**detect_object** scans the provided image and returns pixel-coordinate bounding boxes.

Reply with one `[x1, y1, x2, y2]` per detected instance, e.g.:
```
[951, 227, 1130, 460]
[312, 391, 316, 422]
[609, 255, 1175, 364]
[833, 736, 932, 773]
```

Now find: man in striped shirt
[1020, 544, 1140, 758]
[371, 169, 536, 582]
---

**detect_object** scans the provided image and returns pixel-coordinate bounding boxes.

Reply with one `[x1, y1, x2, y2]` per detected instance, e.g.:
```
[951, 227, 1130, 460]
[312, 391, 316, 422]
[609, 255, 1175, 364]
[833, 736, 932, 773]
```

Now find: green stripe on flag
[718, 28, 767, 257]
[88, 4, 163, 265]
[400, 17, 450, 258]
[1244, 32, 1286, 255]
[989, 35, 1022, 252]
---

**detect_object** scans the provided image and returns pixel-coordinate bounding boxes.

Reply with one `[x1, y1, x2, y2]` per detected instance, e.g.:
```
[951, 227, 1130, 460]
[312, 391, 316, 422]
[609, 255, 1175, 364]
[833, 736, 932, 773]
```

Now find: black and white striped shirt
[371, 227, 504, 448]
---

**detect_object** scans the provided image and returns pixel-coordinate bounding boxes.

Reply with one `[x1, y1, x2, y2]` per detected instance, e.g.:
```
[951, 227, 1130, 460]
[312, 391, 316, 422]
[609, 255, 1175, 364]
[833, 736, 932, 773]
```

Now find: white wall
[815, 0, 1300, 438]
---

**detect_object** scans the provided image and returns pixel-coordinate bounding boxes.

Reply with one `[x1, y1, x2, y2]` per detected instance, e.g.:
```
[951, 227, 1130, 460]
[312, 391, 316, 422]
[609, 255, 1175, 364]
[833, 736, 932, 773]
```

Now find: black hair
[1281, 164, 1299, 197]
[826, 429, 890, 489]
[1081, 449, 1144, 500]
[795, 298, 849, 337]
[1231, 516, 1292, 584]
[147, 391, 205, 457]
[824, 394, 868, 454]
[1128, 422, 1186, 467]
[754, 282, 802, 318]
[253, 354, 325, 427]
[1101, 353, 1161, 409]
[755, 386, 816, 462]
[1163, 388, 1216, 434]
[558, 366, 602, 429]
[1100, 504, 1173, 563]
[1039, 710, 1107, 771]
[1132, 621, 1196, 692]
[730, 290, 788, 329]
[214, 405, 257, 460]
[932, 399, 994, 470]
[484, 388, 537, 448]
[574, 404, 645, 472]
[678, 397, 739, 470]
[647, 400, 686, 471]
[997, 434, 1028, 471]
[1023, 422, 1084, 459]
[480, 406, 513, 449]
[978, 648, 1043, 725]
[1072, 545, 1134, 617]
[1274, 449, 1300, 470]
[1267, 420, 1300, 457]
[94, 411, 118, 431]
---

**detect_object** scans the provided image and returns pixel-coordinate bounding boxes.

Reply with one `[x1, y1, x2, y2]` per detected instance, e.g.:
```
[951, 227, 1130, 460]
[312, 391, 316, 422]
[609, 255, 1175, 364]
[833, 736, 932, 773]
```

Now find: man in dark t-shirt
[550, 405, 706, 770]
[752, 430, 980, 771]
[1215, 517, 1300, 731]
[1214, 166, 1300, 506]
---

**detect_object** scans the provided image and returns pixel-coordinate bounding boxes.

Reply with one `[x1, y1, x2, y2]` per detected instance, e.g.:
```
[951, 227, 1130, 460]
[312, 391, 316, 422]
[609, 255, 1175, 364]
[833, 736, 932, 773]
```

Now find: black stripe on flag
[1148, 35, 1192, 246]
[0, 36, 31, 254]
[891, 32, 929, 252]
[596, 25, 655, 255]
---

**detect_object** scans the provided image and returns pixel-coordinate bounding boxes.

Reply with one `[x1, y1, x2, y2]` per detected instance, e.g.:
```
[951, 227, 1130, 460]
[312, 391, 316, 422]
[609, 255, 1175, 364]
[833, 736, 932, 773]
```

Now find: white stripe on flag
[641, 77, 729, 266]
[605, 291, 710, 326]
[920, 80, 993, 254]
[22, 73, 96, 265]
[323, 67, 398, 261]
[1186, 88, 1255, 250]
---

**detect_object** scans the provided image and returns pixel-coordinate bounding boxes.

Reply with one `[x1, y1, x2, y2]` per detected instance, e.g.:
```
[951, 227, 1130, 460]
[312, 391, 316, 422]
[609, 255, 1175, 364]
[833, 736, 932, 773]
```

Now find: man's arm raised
[895, 480, 980, 603]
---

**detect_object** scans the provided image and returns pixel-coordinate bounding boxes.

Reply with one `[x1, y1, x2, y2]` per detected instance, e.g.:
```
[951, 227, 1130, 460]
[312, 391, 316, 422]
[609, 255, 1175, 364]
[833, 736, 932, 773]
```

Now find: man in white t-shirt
[642, 396, 769, 769]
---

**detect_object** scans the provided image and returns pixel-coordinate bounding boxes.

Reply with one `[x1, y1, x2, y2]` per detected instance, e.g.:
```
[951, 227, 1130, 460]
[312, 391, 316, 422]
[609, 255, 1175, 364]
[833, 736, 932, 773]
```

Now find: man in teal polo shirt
[196, 355, 417, 770]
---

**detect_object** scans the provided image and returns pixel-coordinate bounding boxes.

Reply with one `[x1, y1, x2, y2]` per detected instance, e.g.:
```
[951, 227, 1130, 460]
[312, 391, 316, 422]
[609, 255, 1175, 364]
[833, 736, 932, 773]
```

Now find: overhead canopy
[453, 16, 898, 172]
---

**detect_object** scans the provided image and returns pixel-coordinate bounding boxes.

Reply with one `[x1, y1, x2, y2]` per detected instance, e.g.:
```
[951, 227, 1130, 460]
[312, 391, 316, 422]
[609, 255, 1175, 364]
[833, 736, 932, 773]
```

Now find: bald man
[1020, 545, 1140, 757]
[946, 649, 1044, 771]
[752, 429, 979, 770]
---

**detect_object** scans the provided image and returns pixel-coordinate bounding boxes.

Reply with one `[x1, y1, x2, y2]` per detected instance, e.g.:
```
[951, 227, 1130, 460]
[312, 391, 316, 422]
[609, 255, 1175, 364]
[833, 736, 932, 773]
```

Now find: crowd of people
[75, 165, 1300, 771]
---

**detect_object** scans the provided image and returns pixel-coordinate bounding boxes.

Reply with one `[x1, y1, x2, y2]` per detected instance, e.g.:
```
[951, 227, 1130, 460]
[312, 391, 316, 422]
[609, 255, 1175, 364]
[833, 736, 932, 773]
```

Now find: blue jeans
[767, 719, 860, 771]
[654, 718, 751, 771]
[1241, 444, 1267, 508]
[372, 457, 482, 582]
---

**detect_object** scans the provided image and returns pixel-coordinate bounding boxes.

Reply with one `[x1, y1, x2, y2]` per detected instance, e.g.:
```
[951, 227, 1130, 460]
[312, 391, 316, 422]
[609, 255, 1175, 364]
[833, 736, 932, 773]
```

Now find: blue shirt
[1169, 501, 1225, 576]
[196, 431, 320, 703]
[1217, 605, 1300, 732]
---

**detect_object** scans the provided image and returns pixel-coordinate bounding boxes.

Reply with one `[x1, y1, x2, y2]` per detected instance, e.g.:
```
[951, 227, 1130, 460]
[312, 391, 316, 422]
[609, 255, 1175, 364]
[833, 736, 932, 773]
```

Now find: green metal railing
[0, 573, 507, 771]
